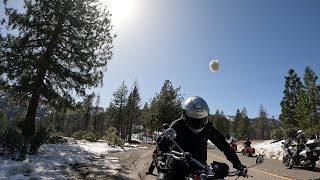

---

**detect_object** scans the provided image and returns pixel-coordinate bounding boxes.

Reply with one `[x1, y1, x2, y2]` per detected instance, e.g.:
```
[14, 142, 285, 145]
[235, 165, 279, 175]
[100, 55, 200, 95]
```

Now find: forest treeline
[1, 66, 320, 144]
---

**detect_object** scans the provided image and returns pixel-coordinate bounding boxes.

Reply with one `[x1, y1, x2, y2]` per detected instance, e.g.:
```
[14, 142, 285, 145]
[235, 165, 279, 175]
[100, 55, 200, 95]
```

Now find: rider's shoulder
[170, 118, 184, 128]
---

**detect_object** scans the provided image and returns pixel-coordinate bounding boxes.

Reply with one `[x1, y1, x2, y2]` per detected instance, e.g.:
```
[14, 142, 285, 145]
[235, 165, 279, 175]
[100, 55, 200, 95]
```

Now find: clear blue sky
[1, 0, 320, 118]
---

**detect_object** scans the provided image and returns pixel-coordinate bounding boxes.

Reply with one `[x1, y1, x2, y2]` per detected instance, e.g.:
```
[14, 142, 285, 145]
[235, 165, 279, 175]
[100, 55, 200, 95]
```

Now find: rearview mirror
[164, 128, 176, 141]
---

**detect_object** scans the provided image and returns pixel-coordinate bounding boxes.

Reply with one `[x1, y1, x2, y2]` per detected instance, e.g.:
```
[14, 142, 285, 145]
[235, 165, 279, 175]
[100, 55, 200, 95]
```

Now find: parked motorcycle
[156, 128, 264, 180]
[282, 139, 320, 169]
[242, 147, 255, 157]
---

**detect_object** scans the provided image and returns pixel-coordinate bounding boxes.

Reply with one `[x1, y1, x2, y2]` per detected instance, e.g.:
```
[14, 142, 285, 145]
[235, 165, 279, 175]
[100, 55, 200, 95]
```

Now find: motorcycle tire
[282, 154, 290, 166]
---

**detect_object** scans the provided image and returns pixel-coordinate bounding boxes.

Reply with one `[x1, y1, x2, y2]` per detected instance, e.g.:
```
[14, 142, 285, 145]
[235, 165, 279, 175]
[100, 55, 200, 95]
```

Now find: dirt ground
[66, 140, 279, 180]
[69, 144, 155, 180]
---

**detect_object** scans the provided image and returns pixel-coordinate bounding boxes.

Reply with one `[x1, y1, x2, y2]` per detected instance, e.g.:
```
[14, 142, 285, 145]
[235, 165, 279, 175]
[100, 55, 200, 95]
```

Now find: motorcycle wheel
[282, 154, 290, 166]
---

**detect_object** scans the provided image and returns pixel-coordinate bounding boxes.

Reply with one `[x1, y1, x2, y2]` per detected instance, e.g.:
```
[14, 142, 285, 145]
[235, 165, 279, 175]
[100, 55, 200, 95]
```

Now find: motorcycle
[242, 146, 255, 157]
[227, 139, 237, 152]
[230, 143, 237, 152]
[156, 128, 264, 180]
[282, 138, 320, 169]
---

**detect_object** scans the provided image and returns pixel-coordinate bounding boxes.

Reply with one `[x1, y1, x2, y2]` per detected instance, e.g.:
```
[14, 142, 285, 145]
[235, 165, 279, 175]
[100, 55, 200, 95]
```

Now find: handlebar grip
[171, 150, 183, 157]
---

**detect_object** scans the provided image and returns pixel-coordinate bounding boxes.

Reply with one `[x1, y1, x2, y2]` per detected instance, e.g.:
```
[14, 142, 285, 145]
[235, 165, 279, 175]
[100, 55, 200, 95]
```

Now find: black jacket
[169, 117, 242, 168]
[243, 140, 251, 148]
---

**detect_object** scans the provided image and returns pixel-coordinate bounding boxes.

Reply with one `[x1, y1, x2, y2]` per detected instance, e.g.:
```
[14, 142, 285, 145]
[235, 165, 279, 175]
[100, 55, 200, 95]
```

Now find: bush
[103, 127, 124, 146]
[0, 126, 49, 161]
[71, 131, 98, 142]
[82, 132, 97, 142]
[72, 131, 86, 140]
[0, 128, 25, 158]
[113, 136, 124, 146]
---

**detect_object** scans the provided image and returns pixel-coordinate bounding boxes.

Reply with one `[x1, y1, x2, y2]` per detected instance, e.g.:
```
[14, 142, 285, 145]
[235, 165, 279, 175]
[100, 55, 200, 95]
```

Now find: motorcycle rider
[288, 129, 307, 169]
[159, 96, 247, 179]
[242, 137, 252, 156]
[244, 137, 251, 148]
[146, 123, 170, 175]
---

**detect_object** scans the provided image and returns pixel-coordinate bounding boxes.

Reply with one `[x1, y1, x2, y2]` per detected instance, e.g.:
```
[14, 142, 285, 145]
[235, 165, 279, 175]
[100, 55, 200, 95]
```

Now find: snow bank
[253, 140, 285, 160]
[0, 139, 130, 179]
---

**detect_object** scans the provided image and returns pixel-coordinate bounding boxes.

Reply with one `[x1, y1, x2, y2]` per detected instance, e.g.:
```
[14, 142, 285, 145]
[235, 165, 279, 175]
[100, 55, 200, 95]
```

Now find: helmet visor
[184, 117, 208, 130]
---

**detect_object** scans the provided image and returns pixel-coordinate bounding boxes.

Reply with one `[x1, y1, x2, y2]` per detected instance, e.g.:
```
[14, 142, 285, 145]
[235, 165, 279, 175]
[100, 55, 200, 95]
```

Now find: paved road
[207, 148, 320, 180]
[144, 147, 320, 180]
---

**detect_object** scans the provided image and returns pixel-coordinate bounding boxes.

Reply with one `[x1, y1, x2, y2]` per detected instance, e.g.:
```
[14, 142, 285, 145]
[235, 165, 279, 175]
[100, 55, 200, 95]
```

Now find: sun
[100, 0, 136, 27]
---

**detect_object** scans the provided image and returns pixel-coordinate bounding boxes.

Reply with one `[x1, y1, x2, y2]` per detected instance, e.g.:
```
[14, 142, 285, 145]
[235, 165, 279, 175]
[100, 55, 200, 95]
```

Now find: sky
[1, 0, 320, 119]
[97, 0, 320, 119]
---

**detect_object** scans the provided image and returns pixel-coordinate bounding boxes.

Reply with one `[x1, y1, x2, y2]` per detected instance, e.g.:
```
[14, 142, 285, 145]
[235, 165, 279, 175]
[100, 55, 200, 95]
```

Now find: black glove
[234, 164, 247, 177]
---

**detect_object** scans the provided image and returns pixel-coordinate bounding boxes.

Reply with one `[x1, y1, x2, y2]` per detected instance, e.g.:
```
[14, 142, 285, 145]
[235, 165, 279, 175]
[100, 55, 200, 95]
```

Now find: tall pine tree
[296, 67, 320, 135]
[256, 104, 268, 139]
[279, 69, 302, 129]
[110, 81, 128, 139]
[0, 0, 114, 137]
[155, 80, 183, 129]
[126, 81, 141, 141]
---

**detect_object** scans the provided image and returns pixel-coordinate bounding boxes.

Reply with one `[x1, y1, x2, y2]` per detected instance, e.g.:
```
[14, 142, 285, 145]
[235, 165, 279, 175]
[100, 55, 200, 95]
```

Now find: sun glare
[100, 0, 136, 27]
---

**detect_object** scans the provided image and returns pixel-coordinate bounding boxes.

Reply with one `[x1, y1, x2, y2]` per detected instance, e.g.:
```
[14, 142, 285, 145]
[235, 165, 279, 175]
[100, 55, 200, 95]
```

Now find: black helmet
[162, 123, 169, 130]
[182, 96, 209, 134]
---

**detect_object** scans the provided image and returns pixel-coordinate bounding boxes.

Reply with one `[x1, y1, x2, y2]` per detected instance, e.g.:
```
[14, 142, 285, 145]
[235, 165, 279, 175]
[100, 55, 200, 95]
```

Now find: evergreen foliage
[0, 0, 114, 138]
[279, 69, 302, 129]
[212, 110, 230, 137]
[295, 67, 320, 136]
[255, 104, 269, 139]
[237, 108, 251, 140]
[125, 81, 141, 141]
[110, 81, 128, 139]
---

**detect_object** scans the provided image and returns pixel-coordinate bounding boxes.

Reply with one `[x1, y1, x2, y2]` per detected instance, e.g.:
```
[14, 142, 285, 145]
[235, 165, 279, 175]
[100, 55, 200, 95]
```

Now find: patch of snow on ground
[253, 140, 285, 160]
[0, 139, 130, 179]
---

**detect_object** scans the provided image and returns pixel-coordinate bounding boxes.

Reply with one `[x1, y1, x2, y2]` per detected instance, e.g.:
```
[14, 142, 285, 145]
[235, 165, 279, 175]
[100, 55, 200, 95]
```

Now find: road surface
[206, 148, 320, 180]
[143, 147, 320, 180]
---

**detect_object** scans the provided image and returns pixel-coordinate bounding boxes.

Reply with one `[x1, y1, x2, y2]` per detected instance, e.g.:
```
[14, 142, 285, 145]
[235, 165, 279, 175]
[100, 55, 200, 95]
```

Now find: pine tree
[105, 102, 118, 130]
[0, 0, 114, 138]
[232, 109, 242, 139]
[279, 69, 302, 129]
[92, 94, 101, 132]
[296, 67, 320, 135]
[126, 81, 141, 141]
[140, 102, 150, 131]
[154, 80, 183, 130]
[256, 104, 268, 139]
[212, 110, 229, 137]
[110, 81, 128, 139]
[82, 93, 94, 131]
[237, 108, 250, 140]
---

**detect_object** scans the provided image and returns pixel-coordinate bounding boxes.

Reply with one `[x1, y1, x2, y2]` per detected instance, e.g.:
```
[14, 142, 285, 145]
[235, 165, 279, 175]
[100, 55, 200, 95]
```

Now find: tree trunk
[21, 93, 40, 138]
[128, 110, 133, 141]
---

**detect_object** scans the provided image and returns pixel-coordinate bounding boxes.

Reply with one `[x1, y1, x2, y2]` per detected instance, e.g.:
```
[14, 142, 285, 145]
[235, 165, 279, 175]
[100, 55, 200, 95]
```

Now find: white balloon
[209, 59, 219, 72]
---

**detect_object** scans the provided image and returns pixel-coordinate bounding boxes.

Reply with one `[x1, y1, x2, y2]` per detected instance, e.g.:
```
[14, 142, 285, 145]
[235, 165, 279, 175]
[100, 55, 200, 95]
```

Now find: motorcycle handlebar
[163, 151, 249, 178]
[171, 150, 184, 157]
[164, 151, 207, 169]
